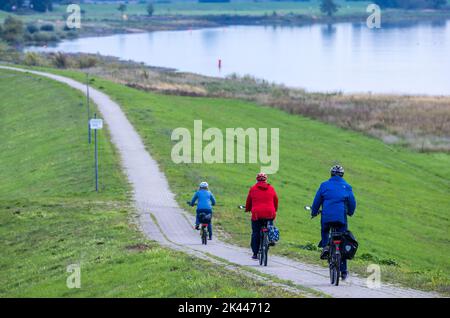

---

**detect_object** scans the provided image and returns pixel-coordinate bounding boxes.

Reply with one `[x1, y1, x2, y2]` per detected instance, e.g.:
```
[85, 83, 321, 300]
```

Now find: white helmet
[199, 181, 209, 189]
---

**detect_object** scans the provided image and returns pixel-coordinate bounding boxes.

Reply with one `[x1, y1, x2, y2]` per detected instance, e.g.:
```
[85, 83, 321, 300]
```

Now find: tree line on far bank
[0, 0, 53, 12]
[320, 0, 447, 16]
[1, 0, 448, 18]
[374, 0, 447, 9]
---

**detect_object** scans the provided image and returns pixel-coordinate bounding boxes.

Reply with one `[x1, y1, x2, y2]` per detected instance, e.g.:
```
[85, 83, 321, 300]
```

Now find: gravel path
[1, 65, 438, 298]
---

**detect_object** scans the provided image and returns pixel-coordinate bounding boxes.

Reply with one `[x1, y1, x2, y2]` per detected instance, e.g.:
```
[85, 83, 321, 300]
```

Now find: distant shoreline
[74, 11, 450, 38]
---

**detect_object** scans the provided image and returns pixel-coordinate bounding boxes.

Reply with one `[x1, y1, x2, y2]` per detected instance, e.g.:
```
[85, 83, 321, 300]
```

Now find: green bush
[30, 31, 59, 43]
[52, 52, 70, 68]
[26, 24, 39, 34]
[76, 55, 98, 69]
[40, 24, 55, 32]
[23, 52, 43, 66]
[0, 40, 20, 62]
[1, 16, 24, 44]
[66, 30, 78, 38]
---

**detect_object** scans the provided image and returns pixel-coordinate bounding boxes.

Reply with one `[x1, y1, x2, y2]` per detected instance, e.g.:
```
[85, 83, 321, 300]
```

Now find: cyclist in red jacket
[245, 172, 279, 260]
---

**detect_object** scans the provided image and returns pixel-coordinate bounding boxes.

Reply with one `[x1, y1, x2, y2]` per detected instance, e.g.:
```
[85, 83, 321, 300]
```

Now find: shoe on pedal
[268, 241, 276, 247]
[320, 246, 330, 260]
[341, 272, 348, 281]
[251, 254, 258, 260]
[194, 224, 199, 230]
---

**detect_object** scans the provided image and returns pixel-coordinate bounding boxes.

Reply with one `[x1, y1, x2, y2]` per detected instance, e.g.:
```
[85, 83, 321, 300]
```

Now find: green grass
[32, 66, 450, 294]
[0, 69, 301, 297]
[151, 0, 370, 16]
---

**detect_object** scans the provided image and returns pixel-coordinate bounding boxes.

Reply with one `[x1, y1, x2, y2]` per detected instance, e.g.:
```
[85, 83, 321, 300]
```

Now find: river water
[28, 20, 450, 95]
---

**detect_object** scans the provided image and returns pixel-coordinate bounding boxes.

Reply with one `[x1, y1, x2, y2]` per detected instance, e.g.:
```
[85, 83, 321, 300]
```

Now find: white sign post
[89, 118, 103, 130]
[90, 116, 103, 192]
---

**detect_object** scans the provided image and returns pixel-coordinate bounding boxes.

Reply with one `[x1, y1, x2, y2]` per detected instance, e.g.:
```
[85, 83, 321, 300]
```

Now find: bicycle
[187, 202, 211, 245]
[305, 206, 344, 286]
[326, 223, 345, 286]
[239, 205, 271, 266]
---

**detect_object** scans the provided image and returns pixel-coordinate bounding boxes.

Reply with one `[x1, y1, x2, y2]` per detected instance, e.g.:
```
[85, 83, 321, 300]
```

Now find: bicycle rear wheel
[259, 233, 265, 266]
[329, 254, 341, 286]
[263, 234, 269, 266]
[329, 264, 336, 285]
[329, 246, 337, 285]
[334, 254, 341, 286]
[201, 227, 207, 245]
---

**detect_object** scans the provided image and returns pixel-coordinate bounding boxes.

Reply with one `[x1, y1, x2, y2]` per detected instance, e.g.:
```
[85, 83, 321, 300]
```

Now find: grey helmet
[330, 165, 344, 177]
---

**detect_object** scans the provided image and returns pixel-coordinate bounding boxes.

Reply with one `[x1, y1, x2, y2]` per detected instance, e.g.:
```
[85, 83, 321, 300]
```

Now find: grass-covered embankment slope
[38, 68, 450, 294]
[0, 69, 300, 297]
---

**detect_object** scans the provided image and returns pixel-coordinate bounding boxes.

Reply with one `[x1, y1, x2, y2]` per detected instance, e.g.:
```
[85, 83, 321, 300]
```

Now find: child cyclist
[190, 182, 216, 240]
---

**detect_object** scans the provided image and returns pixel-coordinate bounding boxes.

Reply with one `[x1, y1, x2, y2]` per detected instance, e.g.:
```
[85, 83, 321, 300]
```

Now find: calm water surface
[28, 21, 450, 95]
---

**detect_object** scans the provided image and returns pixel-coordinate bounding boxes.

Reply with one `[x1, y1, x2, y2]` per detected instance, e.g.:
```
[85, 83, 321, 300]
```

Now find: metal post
[87, 73, 91, 144]
[94, 113, 98, 192]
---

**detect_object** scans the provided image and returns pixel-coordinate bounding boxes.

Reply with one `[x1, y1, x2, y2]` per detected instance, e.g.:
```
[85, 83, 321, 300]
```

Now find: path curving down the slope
[1, 65, 438, 298]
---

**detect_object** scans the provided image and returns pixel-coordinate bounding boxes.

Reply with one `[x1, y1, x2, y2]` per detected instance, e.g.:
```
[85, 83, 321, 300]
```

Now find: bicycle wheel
[329, 246, 337, 285]
[259, 233, 264, 266]
[201, 227, 207, 245]
[334, 254, 341, 286]
[263, 234, 269, 266]
[329, 263, 336, 285]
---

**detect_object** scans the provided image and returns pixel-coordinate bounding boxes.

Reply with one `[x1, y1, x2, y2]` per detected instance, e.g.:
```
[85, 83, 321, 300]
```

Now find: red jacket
[245, 181, 278, 221]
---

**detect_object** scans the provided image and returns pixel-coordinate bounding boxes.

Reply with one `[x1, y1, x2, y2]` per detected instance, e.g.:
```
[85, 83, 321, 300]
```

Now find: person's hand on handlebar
[238, 205, 250, 212]
[305, 205, 321, 219]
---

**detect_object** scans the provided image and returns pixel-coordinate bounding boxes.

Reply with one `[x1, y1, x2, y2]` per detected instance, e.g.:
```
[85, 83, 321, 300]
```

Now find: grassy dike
[0, 69, 301, 297]
[27, 67, 450, 294]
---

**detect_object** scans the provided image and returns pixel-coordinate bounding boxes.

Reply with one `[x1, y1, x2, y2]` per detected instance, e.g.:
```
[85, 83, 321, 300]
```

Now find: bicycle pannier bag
[341, 230, 358, 260]
[198, 213, 212, 224]
[268, 225, 280, 242]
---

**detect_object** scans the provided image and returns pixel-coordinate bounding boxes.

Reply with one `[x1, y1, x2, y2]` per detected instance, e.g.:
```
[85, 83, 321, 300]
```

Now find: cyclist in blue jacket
[190, 181, 216, 240]
[311, 165, 356, 280]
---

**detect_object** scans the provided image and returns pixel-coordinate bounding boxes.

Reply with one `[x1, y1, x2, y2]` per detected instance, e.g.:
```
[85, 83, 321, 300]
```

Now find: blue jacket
[311, 176, 356, 224]
[191, 189, 216, 211]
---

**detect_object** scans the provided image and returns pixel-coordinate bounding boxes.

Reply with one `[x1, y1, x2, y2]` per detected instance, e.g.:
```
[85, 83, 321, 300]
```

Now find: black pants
[251, 219, 273, 255]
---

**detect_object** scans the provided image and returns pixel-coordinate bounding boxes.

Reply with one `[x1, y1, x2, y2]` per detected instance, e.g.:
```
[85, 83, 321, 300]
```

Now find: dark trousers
[251, 219, 273, 255]
[320, 221, 348, 273]
[196, 209, 212, 239]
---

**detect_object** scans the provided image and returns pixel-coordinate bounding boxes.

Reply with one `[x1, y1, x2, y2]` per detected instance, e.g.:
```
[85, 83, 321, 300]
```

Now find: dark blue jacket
[311, 176, 356, 224]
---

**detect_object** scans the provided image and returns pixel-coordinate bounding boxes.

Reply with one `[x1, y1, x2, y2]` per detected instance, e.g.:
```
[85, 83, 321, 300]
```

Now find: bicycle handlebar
[186, 201, 222, 207]
[304, 205, 321, 219]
